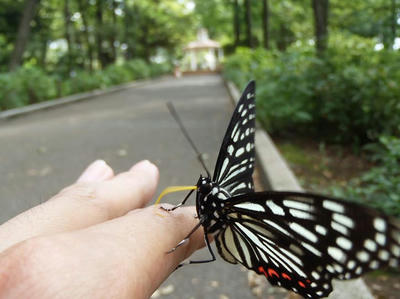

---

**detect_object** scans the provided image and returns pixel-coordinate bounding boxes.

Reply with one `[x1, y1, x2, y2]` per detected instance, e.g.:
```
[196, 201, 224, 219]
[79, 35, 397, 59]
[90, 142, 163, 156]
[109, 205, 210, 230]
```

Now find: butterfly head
[197, 175, 214, 195]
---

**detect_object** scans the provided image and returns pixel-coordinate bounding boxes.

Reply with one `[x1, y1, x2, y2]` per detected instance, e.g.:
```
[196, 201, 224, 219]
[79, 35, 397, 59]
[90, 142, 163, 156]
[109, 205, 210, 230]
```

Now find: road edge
[0, 76, 170, 120]
[223, 79, 374, 299]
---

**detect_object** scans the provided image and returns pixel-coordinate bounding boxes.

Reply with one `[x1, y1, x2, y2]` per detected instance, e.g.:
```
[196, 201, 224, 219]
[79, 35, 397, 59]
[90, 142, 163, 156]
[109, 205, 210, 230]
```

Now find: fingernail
[130, 160, 158, 176]
[78, 160, 111, 183]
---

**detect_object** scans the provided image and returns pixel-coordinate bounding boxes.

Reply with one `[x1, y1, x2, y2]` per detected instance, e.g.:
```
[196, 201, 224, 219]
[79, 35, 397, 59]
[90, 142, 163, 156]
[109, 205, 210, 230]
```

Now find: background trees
[0, 0, 194, 74]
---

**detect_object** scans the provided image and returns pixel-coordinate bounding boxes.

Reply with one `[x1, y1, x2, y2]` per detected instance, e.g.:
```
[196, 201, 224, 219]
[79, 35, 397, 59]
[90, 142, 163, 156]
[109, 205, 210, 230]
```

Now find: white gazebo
[182, 29, 223, 72]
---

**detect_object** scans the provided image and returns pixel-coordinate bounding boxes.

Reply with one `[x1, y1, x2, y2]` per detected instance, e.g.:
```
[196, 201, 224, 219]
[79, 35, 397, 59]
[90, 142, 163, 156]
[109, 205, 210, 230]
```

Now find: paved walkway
[0, 75, 259, 298]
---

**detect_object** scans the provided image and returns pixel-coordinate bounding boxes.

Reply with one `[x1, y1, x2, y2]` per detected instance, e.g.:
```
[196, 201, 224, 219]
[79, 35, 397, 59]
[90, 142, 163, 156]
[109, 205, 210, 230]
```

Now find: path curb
[0, 76, 168, 120]
[224, 80, 374, 299]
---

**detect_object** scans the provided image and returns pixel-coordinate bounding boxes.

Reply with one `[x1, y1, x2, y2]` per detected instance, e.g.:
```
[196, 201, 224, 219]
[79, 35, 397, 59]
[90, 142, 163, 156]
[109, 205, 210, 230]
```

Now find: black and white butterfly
[159, 81, 400, 298]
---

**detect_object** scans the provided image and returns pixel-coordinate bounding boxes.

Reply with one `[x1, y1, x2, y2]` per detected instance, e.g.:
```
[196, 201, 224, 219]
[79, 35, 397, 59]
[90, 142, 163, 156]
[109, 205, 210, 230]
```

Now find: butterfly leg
[160, 189, 195, 212]
[166, 218, 204, 253]
[177, 228, 216, 268]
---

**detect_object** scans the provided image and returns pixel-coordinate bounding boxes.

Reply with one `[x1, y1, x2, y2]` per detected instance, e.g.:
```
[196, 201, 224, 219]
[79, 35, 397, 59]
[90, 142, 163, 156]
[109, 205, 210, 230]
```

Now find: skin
[0, 160, 205, 299]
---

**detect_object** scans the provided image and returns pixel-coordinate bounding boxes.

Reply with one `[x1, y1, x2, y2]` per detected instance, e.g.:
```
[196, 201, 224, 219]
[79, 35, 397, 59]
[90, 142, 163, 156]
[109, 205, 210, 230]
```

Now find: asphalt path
[0, 74, 259, 298]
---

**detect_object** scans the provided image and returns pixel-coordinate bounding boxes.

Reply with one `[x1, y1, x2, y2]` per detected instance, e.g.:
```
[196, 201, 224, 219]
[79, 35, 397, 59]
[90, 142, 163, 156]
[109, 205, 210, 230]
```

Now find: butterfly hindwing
[216, 191, 400, 298]
[212, 81, 256, 196]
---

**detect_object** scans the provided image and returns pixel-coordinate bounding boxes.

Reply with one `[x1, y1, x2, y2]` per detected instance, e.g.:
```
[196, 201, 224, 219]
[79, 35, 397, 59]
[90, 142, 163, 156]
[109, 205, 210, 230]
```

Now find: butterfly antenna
[166, 101, 211, 177]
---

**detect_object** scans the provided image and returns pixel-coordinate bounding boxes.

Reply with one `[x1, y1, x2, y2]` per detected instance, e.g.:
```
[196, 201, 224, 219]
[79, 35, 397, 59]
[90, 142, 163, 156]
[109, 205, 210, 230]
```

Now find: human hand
[0, 160, 204, 299]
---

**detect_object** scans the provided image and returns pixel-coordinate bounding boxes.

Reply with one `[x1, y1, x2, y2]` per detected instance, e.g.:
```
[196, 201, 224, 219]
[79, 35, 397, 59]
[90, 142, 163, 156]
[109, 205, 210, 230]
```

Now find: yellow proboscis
[155, 185, 197, 205]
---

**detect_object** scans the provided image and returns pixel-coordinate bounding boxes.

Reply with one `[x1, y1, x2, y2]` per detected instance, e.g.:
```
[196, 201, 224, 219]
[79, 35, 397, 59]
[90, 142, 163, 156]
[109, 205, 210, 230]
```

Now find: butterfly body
[164, 81, 400, 298]
[195, 176, 231, 234]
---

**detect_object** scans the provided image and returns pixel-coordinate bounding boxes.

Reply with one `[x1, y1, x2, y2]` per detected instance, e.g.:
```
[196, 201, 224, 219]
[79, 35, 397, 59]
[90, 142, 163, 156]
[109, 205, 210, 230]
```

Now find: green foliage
[0, 66, 57, 109]
[0, 60, 170, 111]
[223, 35, 400, 145]
[332, 136, 400, 217]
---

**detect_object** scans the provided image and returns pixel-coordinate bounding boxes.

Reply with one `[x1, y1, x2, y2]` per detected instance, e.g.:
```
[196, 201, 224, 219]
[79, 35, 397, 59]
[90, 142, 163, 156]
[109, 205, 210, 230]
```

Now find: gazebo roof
[184, 29, 221, 51]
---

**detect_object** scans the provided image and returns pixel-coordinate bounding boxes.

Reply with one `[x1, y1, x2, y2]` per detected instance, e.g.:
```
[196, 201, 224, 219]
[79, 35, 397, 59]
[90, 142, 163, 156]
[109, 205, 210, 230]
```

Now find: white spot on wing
[378, 250, 389, 261]
[373, 218, 386, 232]
[328, 247, 346, 263]
[364, 239, 377, 252]
[289, 209, 314, 220]
[375, 233, 386, 246]
[230, 182, 247, 193]
[323, 200, 344, 213]
[392, 244, 400, 257]
[235, 147, 245, 157]
[233, 130, 240, 142]
[347, 260, 356, 269]
[356, 251, 369, 262]
[333, 213, 354, 228]
[246, 143, 251, 152]
[301, 242, 322, 256]
[220, 157, 229, 177]
[234, 203, 264, 212]
[227, 145, 234, 155]
[331, 222, 348, 235]
[337, 237, 352, 250]
[289, 223, 317, 243]
[264, 220, 292, 236]
[283, 200, 313, 211]
[266, 200, 285, 216]
[315, 224, 327, 235]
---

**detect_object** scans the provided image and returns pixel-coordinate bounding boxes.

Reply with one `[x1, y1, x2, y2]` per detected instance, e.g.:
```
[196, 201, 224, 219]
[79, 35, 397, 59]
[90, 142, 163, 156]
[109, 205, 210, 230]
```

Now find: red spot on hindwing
[298, 281, 306, 288]
[258, 266, 268, 277]
[282, 273, 291, 280]
[268, 268, 279, 278]
[258, 266, 280, 279]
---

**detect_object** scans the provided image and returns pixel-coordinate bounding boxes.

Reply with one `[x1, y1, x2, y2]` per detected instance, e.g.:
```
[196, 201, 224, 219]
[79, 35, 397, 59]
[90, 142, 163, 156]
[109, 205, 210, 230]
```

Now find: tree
[312, 0, 329, 54]
[95, 0, 107, 68]
[64, 0, 72, 74]
[77, 0, 94, 71]
[9, 0, 41, 71]
[261, 0, 269, 49]
[244, 0, 253, 48]
[233, 0, 241, 47]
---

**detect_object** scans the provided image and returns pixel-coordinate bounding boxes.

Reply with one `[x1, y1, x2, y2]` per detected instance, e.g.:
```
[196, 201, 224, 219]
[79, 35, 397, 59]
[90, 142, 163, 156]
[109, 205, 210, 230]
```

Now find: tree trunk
[110, 0, 117, 63]
[390, 0, 397, 48]
[77, 0, 93, 71]
[262, 0, 269, 49]
[312, 0, 329, 55]
[244, 0, 253, 48]
[233, 0, 240, 47]
[64, 0, 73, 74]
[9, 0, 40, 71]
[96, 0, 106, 68]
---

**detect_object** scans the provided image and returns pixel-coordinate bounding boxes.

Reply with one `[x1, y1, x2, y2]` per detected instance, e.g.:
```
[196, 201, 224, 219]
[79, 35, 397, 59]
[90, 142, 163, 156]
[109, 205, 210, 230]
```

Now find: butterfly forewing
[215, 191, 400, 298]
[212, 81, 256, 196]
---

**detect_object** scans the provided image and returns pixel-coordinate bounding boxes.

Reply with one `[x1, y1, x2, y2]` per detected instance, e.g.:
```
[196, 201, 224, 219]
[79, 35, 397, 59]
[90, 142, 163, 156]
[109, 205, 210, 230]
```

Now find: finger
[83, 205, 206, 298]
[0, 206, 205, 299]
[0, 160, 159, 253]
[76, 160, 114, 183]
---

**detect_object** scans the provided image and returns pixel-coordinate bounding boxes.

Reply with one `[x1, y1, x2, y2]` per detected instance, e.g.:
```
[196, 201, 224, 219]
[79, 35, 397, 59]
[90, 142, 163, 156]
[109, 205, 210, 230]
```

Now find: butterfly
[156, 81, 400, 298]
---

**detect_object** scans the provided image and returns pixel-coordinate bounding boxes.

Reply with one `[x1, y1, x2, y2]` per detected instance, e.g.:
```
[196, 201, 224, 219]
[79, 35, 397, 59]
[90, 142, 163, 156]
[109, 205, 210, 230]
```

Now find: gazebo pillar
[190, 50, 197, 71]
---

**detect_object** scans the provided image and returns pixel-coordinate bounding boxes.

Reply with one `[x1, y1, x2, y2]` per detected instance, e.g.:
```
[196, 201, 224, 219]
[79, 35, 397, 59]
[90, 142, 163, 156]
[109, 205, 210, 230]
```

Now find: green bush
[0, 66, 57, 110]
[125, 59, 151, 79]
[332, 136, 400, 217]
[149, 62, 172, 78]
[103, 64, 134, 85]
[0, 59, 171, 111]
[223, 35, 400, 146]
